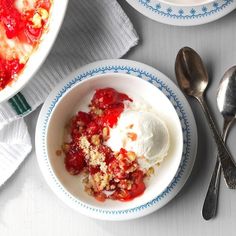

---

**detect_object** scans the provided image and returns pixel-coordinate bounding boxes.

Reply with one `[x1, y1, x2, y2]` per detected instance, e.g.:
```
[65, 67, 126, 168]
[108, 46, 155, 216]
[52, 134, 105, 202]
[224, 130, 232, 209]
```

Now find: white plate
[35, 59, 198, 221]
[126, 0, 236, 26]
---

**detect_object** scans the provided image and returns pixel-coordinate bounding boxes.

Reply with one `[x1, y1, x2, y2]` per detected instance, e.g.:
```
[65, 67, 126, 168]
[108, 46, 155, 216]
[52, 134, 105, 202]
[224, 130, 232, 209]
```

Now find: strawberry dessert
[0, 0, 52, 90]
[62, 88, 170, 202]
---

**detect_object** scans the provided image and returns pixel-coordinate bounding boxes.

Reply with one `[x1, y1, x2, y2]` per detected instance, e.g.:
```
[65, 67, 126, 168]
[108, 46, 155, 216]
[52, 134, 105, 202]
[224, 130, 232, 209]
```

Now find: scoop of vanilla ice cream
[106, 110, 170, 169]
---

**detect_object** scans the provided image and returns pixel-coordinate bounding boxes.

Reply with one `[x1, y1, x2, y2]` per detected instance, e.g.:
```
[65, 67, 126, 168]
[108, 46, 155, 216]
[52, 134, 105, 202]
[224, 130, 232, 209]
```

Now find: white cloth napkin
[0, 0, 138, 187]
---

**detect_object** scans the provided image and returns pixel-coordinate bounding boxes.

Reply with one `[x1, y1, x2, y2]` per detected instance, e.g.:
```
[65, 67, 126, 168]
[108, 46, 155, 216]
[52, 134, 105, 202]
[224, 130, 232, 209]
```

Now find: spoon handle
[197, 96, 236, 189]
[202, 118, 232, 220]
[202, 159, 221, 220]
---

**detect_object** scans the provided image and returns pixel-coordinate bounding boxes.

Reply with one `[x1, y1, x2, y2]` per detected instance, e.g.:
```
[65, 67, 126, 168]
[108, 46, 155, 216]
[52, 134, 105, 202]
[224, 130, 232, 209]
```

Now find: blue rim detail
[138, 0, 233, 19]
[41, 65, 191, 215]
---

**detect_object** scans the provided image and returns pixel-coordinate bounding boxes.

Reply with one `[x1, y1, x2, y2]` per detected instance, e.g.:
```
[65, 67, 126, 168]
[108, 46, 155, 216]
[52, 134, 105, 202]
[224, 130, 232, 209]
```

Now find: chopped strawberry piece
[0, 58, 24, 90]
[95, 192, 107, 202]
[91, 88, 132, 109]
[65, 152, 86, 175]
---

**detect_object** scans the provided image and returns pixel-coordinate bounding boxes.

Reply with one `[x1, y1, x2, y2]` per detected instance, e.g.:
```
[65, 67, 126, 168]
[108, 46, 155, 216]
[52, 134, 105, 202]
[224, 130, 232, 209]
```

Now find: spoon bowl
[217, 66, 236, 118]
[175, 47, 208, 97]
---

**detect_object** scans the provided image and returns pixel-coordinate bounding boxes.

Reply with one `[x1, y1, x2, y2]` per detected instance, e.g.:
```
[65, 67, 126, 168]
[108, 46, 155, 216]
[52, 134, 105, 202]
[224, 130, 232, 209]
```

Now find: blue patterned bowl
[126, 0, 236, 26]
[36, 59, 197, 220]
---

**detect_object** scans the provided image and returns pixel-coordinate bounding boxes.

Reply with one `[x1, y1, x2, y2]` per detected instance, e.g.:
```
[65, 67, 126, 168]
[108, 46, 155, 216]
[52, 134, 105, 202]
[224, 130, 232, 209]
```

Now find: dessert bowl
[36, 70, 184, 220]
[0, 0, 69, 103]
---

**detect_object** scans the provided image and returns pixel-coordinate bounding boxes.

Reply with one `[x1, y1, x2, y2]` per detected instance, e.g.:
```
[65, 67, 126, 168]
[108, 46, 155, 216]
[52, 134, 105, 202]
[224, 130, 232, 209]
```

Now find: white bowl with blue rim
[126, 0, 236, 26]
[35, 59, 198, 220]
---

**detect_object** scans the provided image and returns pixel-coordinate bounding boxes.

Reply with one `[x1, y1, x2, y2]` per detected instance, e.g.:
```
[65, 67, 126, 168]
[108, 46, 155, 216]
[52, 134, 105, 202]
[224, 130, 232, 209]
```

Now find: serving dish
[36, 59, 198, 220]
[126, 0, 236, 26]
[0, 0, 69, 103]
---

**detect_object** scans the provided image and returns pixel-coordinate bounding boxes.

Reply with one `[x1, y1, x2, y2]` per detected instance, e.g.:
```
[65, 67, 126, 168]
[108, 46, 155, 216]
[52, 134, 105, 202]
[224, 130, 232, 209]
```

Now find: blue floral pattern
[41, 65, 193, 215]
[137, 0, 234, 19]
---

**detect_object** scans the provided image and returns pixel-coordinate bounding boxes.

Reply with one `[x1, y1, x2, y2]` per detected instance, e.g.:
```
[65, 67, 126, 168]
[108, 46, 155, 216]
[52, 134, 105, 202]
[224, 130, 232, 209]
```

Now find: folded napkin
[0, 0, 138, 187]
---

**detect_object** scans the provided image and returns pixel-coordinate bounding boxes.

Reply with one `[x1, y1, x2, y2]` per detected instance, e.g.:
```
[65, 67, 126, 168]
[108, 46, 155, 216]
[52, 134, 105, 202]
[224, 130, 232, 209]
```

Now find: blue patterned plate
[126, 0, 236, 26]
[35, 60, 197, 220]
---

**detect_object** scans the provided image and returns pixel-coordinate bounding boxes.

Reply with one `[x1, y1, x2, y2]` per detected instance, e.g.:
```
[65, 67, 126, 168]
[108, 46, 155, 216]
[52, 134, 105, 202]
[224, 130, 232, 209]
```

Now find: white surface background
[1, 0, 236, 235]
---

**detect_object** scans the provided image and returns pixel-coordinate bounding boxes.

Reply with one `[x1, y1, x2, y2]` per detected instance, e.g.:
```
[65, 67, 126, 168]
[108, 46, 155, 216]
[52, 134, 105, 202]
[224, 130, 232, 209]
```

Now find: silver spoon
[175, 47, 236, 189]
[202, 66, 236, 220]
